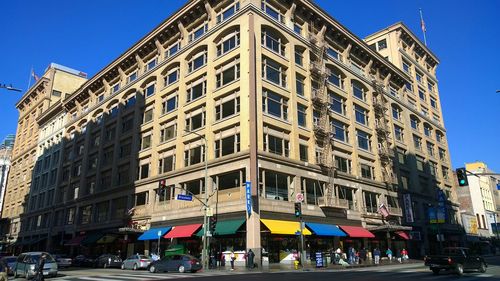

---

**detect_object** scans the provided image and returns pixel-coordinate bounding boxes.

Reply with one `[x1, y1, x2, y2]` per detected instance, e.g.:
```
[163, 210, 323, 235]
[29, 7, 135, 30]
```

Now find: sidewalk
[203, 259, 422, 273]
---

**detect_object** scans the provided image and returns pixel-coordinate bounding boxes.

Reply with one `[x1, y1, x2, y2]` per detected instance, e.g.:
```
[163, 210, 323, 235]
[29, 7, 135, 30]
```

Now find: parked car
[0, 256, 17, 275]
[73, 254, 98, 267]
[121, 254, 151, 270]
[54, 254, 72, 268]
[424, 247, 487, 276]
[13, 252, 58, 279]
[148, 254, 201, 273]
[95, 254, 122, 268]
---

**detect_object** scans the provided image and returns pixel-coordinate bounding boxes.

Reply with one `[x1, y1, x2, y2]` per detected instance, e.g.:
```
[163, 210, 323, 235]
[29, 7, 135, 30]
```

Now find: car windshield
[138, 255, 149, 259]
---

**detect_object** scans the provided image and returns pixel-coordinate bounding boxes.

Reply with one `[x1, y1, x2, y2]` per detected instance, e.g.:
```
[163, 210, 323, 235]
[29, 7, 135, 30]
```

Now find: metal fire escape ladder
[371, 77, 397, 188]
[309, 24, 335, 207]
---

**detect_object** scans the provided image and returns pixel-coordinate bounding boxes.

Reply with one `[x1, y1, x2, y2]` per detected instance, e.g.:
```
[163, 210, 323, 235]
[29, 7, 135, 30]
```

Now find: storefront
[261, 219, 311, 264]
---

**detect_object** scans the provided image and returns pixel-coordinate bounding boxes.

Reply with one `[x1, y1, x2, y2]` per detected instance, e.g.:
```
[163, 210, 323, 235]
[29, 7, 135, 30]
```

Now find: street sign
[296, 193, 304, 203]
[176, 194, 193, 201]
[206, 207, 213, 217]
[245, 181, 252, 216]
[157, 230, 162, 237]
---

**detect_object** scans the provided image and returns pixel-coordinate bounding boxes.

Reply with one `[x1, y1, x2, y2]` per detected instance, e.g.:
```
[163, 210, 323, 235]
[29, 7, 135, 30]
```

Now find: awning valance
[306, 223, 346, 237]
[395, 231, 410, 240]
[196, 219, 245, 236]
[164, 224, 202, 239]
[261, 219, 311, 235]
[338, 225, 375, 238]
[138, 227, 172, 241]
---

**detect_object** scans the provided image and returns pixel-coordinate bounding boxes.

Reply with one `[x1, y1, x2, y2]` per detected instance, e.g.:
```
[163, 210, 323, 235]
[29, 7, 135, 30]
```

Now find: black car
[148, 254, 202, 273]
[73, 255, 98, 267]
[95, 254, 122, 268]
[424, 247, 487, 276]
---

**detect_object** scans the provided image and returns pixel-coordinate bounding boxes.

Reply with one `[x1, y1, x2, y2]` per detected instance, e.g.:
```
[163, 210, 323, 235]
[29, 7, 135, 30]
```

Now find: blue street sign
[429, 207, 437, 224]
[176, 194, 193, 201]
[497, 184, 500, 191]
[437, 189, 446, 202]
[245, 181, 252, 216]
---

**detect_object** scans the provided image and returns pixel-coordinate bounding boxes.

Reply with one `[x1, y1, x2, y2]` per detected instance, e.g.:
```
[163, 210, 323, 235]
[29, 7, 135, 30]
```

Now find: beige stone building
[2, 64, 86, 246]
[10, 0, 459, 260]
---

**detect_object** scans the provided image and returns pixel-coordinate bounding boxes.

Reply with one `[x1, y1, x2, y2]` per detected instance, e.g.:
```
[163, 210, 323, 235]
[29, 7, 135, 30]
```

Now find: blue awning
[138, 227, 171, 241]
[306, 222, 347, 236]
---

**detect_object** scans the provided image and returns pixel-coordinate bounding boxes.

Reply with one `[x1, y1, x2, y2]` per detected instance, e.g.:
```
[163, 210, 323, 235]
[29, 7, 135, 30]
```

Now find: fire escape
[308, 25, 335, 207]
[372, 78, 397, 189]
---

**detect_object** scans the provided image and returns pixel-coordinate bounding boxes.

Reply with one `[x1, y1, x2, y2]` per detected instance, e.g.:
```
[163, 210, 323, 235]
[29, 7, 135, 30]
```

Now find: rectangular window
[80, 205, 92, 225]
[216, 63, 240, 88]
[262, 57, 287, 87]
[216, 96, 240, 120]
[124, 95, 136, 109]
[403, 61, 411, 73]
[141, 134, 152, 150]
[165, 41, 180, 58]
[428, 82, 435, 92]
[164, 69, 179, 86]
[262, 89, 288, 120]
[294, 23, 302, 35]
[364, 192, 378, 213]
[360, 164, 373, 179]
[297, 104, 307, 127]
[217, 31, 240, 57]
[189, 23, 208, 42]
[329, 92, 345, 115]
[162, 95, 178, 114]
[216, 2, 240, 23]
[159, 155, 175, 174]
[331, 120, 348, 143]
[294, 48, 303, 66]
[419, 89, 426, 101]
[215, 134, 240, 158]
[328, 72, 342, 88]
[184, 145, 204, 166]
[143, 108, 153, 124]
[128, 72, 137, 83]
[117, 164, 130, 185]
[335, 156, 351, 173]
[185, 111, 205, 131]
[138, 162, 150, 179]
[352, 83, 365, 101]
[135, 192, 148, 206]
[327, 48, 340, 61]
[296, 74, 305, 96]
[262, 170, 289, 201]
[119, 142, 132, 158]
[98, 94, 105, 103]
[263, 134, 289, 157]
[397, 148, 407, 164]
[416, 72, 423, 84]
[429, 162, 437, 176]
[187, 80, 207, 102]
[413, 135, 422, 150]
[377, 39, 387, 50]
[430, 97, 437, 109]
[439, 148, 446, 161]
[145, 58, 157, 72]
[357, 130, 371, 151]
[188, 52, 207, 73]
[121, 117, 133, 133]
[424, 126, 432, 137]
[160, 124, 176, 142]
[299, 144, 308, 162]
[416, 156, 425, 171]
[411, 118, 419, 130]
[261, 0, 284, 23]
[394, 125, 404, 141]
[111, 83, 120, 94]
[354, 105, 368, 125]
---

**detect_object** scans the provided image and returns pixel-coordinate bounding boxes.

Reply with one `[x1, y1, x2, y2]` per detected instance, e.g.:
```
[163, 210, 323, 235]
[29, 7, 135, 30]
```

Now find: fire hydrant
[294, 259, 300, 270]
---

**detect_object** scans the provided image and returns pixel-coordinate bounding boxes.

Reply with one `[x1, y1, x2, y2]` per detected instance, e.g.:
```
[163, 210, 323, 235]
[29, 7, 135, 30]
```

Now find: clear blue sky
[0, 0, 499, 171]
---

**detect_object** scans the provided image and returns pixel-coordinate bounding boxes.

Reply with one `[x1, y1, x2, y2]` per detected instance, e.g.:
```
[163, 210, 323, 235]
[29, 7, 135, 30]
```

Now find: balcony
[318, 197, 349, 209]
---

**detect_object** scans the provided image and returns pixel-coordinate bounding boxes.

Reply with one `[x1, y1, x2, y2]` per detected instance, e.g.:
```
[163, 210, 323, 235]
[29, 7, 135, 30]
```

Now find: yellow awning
[261, 219, 312, 235]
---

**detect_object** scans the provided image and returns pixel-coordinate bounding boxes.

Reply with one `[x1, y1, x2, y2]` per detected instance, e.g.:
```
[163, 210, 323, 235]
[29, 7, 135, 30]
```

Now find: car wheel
[133, 263, 138, 271]
[456, 263, 464, 276]
[479, 262, 487, 273]
[431, 268, 440, 275]
[178, 265, 185, 273]
[149, 265, 156, 273]
[121, 263, 125, 270]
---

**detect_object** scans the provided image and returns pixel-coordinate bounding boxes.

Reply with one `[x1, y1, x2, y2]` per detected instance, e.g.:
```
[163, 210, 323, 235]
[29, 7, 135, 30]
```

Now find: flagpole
[27, 66, 33, 91]
[419, 8, 427, 46]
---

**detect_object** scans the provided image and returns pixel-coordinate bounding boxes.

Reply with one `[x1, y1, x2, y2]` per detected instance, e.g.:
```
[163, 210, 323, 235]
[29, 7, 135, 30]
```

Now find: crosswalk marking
[77, 277, 127, 281]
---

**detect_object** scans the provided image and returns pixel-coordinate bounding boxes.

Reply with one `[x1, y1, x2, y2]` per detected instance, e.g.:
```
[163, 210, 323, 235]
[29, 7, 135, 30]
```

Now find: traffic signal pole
[299, 215, 305, 269]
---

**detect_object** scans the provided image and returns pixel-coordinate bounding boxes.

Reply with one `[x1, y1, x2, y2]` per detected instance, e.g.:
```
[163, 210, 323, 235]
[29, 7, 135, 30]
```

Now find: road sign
[206, 207, 213, 217]
[296, 193, 304, 202]
[176, 194, 193, 201]
[245, 181, 252, 216]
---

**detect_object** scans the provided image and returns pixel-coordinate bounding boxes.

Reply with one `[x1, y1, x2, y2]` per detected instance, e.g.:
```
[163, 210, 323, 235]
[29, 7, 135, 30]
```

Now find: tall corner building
[2, 64, 87, 246]
[12, 0, 459, 260]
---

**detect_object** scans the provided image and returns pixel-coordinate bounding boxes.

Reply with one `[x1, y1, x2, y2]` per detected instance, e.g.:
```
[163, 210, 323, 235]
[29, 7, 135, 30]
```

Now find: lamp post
[184, 129, 209, 270]
[0, 84, 22, 92]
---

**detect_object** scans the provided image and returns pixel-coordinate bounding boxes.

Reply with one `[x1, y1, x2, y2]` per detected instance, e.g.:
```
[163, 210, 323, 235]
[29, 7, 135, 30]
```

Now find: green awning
[81, 233, 104, 245]
[196, 219, 245, 236]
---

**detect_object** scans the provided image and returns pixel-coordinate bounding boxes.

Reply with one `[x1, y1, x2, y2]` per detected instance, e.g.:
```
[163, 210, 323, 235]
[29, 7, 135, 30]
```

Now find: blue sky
[0, 0, 499, 172]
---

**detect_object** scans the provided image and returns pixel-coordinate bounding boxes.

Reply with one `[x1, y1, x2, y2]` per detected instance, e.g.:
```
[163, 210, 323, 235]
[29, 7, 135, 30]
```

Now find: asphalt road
[9, 256, 500, 281]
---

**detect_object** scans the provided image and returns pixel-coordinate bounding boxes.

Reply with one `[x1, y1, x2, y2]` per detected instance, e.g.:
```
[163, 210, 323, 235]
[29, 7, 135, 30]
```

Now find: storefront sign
[245, 181, 252, 216]
[315, 252, 323, 268]
[403, 194, 414, 223]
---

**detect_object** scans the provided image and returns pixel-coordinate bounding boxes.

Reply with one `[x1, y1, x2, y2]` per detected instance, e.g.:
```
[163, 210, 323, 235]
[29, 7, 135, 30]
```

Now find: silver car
[121, 254, 151, 270]
[13, 252, 58, 279]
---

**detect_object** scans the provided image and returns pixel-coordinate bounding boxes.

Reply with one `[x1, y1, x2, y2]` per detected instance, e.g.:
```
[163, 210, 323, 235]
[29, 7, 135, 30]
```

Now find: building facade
[12, 0, 458, 261]
[1, 64, 87, 248]
[0, 135, 15, 215]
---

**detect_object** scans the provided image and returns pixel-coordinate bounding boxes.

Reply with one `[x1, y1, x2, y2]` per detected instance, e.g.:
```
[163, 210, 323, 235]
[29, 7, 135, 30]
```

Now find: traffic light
[456, 168, 469, 186]
[294, 202, 302, 217]
[158, 179, 166, 189]
[209, 216, 217, 233]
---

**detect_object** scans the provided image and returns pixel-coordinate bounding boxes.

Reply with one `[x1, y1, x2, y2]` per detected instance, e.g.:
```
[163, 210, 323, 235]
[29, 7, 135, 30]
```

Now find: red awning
[396, 231, 410, 240]
[65, 235, 87, 246]
[164, 224, 202, 239]
[338, 225, 375, 238]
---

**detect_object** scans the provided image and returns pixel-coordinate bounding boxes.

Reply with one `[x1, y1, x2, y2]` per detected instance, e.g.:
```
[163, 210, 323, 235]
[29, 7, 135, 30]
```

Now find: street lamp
[0, 84, 22, 92]
[184, 129, 209, 270]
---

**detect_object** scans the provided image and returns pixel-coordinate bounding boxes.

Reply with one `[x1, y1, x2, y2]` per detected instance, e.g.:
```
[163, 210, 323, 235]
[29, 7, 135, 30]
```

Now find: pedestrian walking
[401, 248, 409, 262]
[348, 246, 354, 264]
[359, 248, 367, 264]
[247, 249, 255, 269]
[220, 252, 226, 267]
[34, 253, 47, 281]
[386, 248, 393, 262]
[230, 250, 235, 270]
[373, 248, 381, 265]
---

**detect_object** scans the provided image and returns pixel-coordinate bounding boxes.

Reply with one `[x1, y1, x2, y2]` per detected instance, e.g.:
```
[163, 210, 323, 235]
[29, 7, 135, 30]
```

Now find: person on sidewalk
[373, 248, 381, 265]
[359, 248, 367, 264]
[401, 248, 408, 262]
[35, 253, 47, 281]
[230, 251, 235, 270]
[0, 258, 7, 281]
[220, 252, 226, 268]
[335, 247, 342, 264]
[386, 248, 393, 262]
[348, 246, 354, 264]
[247, 249, 255, 269]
